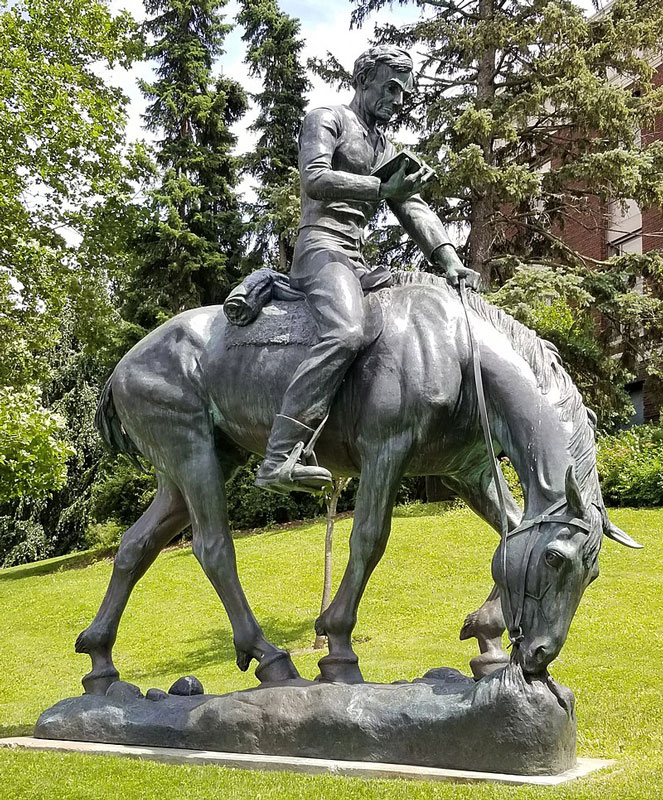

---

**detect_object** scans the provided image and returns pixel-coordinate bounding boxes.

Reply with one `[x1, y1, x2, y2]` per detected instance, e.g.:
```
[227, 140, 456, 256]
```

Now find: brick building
[557, 56, 663, 424]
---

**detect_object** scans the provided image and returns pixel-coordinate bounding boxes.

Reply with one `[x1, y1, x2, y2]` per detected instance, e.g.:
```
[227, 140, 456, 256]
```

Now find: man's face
[360, 63, 412, 124]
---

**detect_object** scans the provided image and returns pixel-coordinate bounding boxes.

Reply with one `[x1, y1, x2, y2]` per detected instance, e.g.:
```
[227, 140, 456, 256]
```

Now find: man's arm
[300, 108, 381, 202]
[386, 182, 480, 289]
[388, 193, 453, 263]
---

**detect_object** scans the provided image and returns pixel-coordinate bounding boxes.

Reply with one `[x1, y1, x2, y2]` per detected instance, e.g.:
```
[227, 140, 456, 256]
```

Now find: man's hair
[351, 45, 413, 89]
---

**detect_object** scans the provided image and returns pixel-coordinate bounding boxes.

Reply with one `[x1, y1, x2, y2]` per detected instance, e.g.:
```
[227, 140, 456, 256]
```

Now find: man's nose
[394, 90, 404, 108]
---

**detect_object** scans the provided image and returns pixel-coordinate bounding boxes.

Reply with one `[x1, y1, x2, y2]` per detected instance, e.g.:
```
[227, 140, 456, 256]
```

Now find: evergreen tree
[318, 0, 663, 425]
[124, 0, 248, 330]
[350, 0, 663, 280]
[237, 0, 310, 268]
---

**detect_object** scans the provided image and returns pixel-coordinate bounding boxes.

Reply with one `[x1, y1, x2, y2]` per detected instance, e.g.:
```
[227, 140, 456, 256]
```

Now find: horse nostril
[534, 644, 548, 662]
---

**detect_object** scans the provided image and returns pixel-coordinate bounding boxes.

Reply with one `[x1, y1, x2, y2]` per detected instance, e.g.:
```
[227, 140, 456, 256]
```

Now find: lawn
[0, 504, 661, 799]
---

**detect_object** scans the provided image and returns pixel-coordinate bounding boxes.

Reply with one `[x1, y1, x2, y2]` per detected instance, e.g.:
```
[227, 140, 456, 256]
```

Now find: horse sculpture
[76, 272, 641, 693]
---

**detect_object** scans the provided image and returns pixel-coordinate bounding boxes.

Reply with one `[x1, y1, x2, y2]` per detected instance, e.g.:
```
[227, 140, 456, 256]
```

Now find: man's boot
[255, 414, 332, 494]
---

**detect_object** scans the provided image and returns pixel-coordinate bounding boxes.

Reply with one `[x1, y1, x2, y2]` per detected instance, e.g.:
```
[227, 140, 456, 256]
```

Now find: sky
[109, 0, 426, 153]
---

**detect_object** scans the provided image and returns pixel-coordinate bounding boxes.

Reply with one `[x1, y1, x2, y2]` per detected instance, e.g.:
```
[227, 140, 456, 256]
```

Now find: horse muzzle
[515, 636, 558, 675]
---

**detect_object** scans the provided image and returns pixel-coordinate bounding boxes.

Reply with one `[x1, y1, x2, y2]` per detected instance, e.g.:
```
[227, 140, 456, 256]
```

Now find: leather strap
[457, 281, 590, 645]
[458, 280, 515, 636]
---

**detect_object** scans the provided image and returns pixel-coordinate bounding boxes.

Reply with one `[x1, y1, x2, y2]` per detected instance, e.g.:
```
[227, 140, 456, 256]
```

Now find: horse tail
[94, 374, 146, 472]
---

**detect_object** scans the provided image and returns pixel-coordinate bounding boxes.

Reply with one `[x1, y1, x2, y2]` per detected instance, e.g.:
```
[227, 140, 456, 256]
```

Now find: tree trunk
[278, 233, 288, 271]
[466, 0, 497, 287]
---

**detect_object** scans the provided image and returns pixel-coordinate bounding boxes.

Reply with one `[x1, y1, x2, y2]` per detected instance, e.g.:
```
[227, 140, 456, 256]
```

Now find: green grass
[1, 505, 662, 799]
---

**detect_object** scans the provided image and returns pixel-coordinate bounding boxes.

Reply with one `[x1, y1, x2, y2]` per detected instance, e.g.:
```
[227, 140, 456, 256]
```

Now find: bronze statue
[254, 46, 479, 494]
[76, 266, 640, 690]
[73, 46, 641, 697]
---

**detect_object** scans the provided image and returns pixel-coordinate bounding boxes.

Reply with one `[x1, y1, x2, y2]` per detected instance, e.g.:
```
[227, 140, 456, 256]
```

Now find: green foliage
[237, 0, 310, 268]
[0, 516, 50, 567]
[0, 0, 141, 377]
[122, 0, 248, 330]
[500, 459, 523, 506]
[597, 423, 663, 506]
[85, 520, 125, 551]
[0, 387, 71, 504]
[490, 256, 663, 427]
[0, 0, 141, 515]
[90, 461, 156, 529]
[225, 456, 323, 529]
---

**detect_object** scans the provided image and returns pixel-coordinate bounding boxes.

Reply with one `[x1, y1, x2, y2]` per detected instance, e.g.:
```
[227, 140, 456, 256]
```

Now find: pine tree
[125, 0, 248, 330]
[237, 0, 310, 268]
[350, 0, 663, 280]
[342, 0, 663, 425]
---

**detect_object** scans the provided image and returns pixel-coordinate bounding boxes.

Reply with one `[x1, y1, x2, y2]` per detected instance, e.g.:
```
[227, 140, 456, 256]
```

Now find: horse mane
[392, 270, 603, 519]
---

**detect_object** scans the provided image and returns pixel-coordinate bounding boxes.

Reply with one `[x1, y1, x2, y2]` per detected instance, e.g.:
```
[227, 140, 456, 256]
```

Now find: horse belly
[206, 338, 361, 474]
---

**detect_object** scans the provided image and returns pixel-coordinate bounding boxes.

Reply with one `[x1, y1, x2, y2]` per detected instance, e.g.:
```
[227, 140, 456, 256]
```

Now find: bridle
[498, 497, 591, 645]
[458, 279, 591, 646]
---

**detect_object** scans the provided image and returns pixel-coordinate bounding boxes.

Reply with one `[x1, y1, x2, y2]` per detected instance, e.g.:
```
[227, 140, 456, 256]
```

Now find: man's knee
[327, 322, 365, 354]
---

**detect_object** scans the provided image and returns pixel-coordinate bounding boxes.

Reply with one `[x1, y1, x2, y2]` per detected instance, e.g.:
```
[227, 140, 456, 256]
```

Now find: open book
[371, 149, 424, 182]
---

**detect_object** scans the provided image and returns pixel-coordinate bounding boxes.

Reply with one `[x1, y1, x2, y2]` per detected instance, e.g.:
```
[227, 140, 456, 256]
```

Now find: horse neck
[487, 361, 595, 518]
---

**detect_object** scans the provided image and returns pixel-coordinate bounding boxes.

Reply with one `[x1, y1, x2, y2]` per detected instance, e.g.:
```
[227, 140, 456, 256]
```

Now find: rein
[457, 279, 591, 647]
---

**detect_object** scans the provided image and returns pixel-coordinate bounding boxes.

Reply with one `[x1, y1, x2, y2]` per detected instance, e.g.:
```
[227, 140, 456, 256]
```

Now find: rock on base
[35, 664, 576, 776]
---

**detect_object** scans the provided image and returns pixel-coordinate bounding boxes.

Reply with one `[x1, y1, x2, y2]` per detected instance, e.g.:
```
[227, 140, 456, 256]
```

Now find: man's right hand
[379, 162, 435, 202]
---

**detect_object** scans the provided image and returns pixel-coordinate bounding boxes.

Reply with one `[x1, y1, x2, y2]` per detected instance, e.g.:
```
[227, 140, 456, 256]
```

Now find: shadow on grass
[132, 615, 317, 681]
[0, 723, 33, 738]
[0, 548, 117, 582]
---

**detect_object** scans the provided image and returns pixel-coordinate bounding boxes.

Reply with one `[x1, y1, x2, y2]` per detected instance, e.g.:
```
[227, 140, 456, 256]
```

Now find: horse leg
[315, 441, 407, 683]
[75, 476, 189, 694]
[447, 468, 523, 678]
[174, 446, 300, 684]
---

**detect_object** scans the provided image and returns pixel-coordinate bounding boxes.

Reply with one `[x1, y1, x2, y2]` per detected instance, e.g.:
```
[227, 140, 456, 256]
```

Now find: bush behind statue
[597, 423, 663, 507]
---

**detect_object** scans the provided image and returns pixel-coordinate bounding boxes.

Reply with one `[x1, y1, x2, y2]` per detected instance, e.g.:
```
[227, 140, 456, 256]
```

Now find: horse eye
[545, 550, 565, 569]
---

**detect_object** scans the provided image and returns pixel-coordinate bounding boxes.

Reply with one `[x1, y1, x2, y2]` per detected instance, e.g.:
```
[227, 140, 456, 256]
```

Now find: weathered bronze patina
[254, 46, 479, 494]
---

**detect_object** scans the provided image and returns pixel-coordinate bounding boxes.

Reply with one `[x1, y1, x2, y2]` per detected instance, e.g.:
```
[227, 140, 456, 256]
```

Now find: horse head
[491, 466, 642, 676]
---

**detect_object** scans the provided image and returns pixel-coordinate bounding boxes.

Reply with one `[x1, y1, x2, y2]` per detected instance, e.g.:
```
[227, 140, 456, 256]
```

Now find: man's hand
[379, 162, 435, 202]
[433, 244, 481, 291]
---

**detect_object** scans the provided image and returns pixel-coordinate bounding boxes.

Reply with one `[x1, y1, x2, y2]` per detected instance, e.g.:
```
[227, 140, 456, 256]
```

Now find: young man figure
[256, 45, 479, 494]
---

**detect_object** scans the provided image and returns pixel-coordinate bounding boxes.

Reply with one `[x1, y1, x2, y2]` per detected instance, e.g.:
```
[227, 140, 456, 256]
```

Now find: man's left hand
[433, 245, 480, 291]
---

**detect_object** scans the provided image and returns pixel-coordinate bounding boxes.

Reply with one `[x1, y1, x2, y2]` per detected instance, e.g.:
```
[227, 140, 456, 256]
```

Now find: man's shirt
[298, 104, 451, 261]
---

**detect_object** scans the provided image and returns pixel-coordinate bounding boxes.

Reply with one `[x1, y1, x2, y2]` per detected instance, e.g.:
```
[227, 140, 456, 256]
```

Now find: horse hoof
[317, 653, 364, 684]
[469, 652, 510, 680]
[255, 650, 300, 683]
[82, 667, 120, 695]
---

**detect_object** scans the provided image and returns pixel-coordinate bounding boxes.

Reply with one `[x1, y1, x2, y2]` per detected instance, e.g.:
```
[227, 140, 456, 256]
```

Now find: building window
[607, 230, 643, 258]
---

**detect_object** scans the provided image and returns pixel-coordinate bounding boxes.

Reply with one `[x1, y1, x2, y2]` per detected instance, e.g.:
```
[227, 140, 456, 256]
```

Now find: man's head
[352, 46, 414, 125]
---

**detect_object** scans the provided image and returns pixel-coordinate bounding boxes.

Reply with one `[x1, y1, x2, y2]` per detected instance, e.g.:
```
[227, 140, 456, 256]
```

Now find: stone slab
[33, 666, 577, 776]
[0, 737, 614, 785]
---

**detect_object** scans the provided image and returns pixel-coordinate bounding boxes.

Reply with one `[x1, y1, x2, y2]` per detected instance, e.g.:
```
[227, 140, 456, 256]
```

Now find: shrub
[0, 517, 51, 567]
[85, 521, 124, 551]
[597, 423, 663, 507]
[225, 457, 323, 530]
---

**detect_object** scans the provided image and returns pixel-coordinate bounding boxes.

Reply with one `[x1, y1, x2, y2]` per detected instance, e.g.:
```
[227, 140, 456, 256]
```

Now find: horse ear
[565, 465, 586, 518]
[604, 520, 643, 549]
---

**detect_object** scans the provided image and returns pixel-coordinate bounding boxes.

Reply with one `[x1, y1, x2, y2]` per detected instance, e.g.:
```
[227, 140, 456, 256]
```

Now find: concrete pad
[0, 737, 615, 785]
